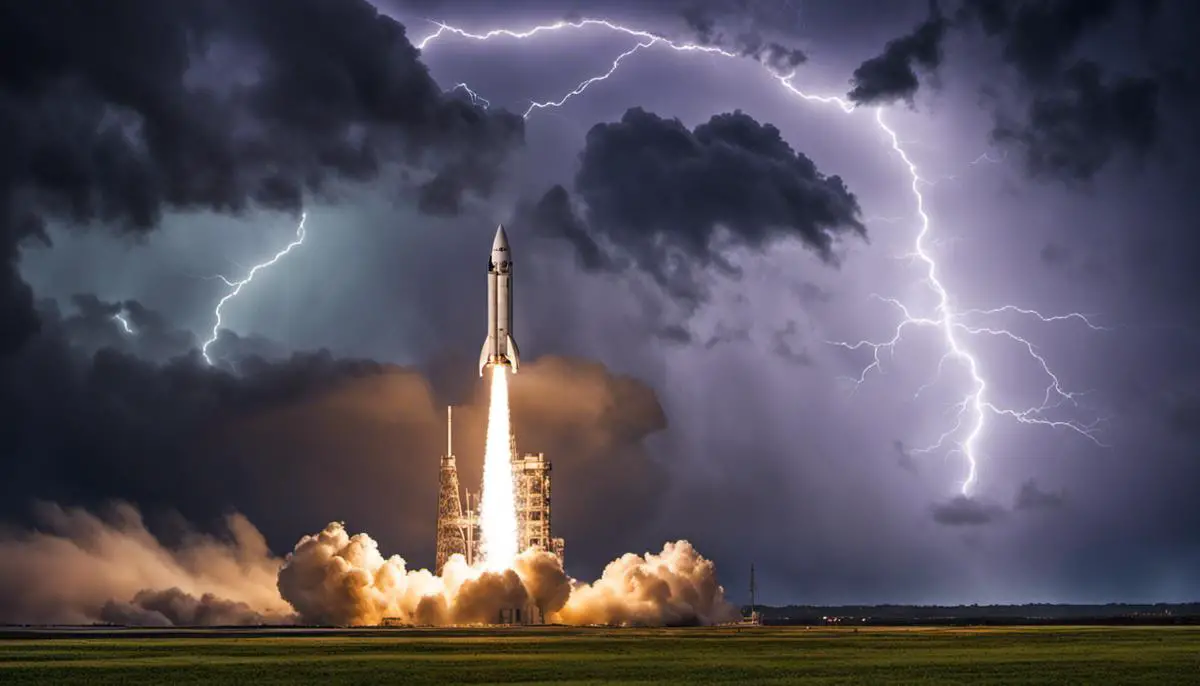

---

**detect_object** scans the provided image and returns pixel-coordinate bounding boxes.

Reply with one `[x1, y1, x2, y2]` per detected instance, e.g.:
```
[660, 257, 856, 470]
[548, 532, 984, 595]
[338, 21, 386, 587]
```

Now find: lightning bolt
[522, 40, 655, 118]
[112, 312, 134, 335]
[200, 212, 307, 366]
[448, 82, 491, 108]
[418, 19, 735, 120]
[418, 18, 1106, 497]
[971, 150, 1008, 165]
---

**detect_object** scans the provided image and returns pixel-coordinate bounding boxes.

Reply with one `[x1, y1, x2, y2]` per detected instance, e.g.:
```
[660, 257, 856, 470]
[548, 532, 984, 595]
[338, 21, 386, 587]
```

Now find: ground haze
[1, 625, 1198, 684]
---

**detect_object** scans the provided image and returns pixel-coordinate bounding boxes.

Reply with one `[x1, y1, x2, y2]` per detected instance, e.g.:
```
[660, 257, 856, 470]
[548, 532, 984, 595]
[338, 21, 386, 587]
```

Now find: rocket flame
[480, 365, 517, 571]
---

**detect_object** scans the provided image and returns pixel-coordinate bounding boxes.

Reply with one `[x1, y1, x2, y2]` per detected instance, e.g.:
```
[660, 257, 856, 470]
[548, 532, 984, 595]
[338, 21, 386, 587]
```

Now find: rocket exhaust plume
[480, 366, 518, 570]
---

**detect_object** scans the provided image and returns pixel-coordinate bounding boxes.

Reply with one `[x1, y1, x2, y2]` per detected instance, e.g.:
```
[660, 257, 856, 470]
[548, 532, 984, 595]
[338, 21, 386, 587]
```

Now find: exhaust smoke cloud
[0, 507, 735, 628]
[277, 521, 737, 626]
[0, 503, 294, 625]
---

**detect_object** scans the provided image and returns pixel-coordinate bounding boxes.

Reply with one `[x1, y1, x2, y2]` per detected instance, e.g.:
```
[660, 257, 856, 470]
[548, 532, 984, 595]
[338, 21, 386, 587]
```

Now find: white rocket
[479, 224, 521, 376]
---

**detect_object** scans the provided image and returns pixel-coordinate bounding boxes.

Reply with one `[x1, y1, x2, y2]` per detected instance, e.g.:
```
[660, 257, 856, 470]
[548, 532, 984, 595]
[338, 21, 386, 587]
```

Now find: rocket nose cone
[492, 224, 509, 251]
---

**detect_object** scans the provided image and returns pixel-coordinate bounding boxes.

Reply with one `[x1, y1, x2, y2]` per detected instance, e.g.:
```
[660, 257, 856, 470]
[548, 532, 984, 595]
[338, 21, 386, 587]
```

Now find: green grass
[0, 625, 1197, 684]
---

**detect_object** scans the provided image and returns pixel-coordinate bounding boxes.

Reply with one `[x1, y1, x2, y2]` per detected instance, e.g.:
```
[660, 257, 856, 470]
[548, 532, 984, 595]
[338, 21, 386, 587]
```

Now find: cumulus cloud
[529, 108, 864, 308]
[847, 1, 948, 105]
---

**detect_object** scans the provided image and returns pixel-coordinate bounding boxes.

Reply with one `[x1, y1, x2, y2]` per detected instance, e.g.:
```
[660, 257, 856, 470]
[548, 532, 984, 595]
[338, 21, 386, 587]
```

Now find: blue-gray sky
[2, 0, 1198, 613]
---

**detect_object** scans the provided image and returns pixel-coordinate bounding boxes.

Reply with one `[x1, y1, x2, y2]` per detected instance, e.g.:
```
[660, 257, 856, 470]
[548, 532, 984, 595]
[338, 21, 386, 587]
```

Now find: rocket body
[479, 224, 521, 376]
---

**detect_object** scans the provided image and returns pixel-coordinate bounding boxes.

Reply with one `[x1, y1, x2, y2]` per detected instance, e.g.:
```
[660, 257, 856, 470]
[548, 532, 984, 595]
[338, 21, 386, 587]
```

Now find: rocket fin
[478, 336, 494, 377]
[506, 334, 521, 373]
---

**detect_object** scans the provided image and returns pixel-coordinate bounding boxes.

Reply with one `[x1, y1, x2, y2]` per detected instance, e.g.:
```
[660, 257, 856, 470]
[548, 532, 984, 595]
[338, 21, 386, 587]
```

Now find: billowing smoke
[0, 502, 294, 625]
[277, 522, 736, 627]
[0, 505, 734, 627]
[275, 521, 454, 626]
[553, 541, 740, 627]
[100, 588, 286, 627]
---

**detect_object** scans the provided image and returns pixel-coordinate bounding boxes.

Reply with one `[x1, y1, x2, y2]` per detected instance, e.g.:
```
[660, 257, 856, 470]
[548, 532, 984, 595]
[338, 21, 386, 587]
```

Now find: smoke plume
[553, 540, 740, 626]
[0, 507, 734, 628]
[0, 502, 293, 625]
[277, 521, 736, 627]
[100, 588, 287, 627]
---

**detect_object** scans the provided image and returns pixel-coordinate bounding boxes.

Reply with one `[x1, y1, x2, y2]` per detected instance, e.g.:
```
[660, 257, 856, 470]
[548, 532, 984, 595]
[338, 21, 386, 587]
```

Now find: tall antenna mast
[447, 405, 453, 457]
[750, 563, 757, 619]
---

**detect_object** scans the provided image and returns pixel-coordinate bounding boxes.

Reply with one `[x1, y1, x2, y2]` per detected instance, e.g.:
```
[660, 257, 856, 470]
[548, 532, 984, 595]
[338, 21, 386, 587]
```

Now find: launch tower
[434, 407, 468, 575]
[513, 451, 565, 562]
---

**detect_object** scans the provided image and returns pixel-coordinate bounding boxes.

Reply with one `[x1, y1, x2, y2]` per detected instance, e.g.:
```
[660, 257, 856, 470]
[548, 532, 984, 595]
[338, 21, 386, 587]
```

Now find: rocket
[479, 224, 521, 376]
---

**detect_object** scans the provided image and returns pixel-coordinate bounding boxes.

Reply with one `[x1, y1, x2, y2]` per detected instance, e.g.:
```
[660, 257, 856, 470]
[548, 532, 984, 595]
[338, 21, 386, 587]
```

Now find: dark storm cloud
[680, 1, 808, 72]
[931, 496, 1005, 526]
[958, 0, 1157, 85]
[842, 0, 1183, 179]
[0, 0, 523, 354]
[847, 1, 947, 106]
[532, 108, 864, 306]
[992, 61, 1159, 181]
[53, 295, 197, 364]
[522, 184, 615, 272]
[955, 0, 1172, 180]
[1014, 480, 1066, 511]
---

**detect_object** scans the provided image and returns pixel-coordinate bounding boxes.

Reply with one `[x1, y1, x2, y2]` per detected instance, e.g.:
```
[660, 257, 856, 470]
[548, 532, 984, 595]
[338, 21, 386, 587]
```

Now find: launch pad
[435, 406, 565, 575]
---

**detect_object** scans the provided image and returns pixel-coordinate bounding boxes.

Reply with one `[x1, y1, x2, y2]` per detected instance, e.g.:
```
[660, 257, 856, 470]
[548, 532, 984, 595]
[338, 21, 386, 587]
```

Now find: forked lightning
[201, 212, 308, 366]
[418, 17, 1105, 496]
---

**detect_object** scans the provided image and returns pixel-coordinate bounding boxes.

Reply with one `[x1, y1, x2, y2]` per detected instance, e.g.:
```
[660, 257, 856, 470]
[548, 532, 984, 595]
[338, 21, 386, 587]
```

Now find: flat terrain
[0, 625, 1197, 684]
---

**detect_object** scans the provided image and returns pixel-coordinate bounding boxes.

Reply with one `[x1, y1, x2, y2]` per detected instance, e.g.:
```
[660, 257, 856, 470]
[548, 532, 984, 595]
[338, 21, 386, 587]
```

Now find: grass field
[0, 625, 1197, 684]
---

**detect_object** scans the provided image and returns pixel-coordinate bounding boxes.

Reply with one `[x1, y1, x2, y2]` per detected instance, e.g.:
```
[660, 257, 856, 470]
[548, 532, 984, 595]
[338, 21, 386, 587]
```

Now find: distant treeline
[746, 604, 1200, 626]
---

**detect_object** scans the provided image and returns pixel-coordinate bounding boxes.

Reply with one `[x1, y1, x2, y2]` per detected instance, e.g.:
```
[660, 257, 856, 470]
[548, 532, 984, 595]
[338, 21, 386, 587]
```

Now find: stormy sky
[3, 0, 1199, 609]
